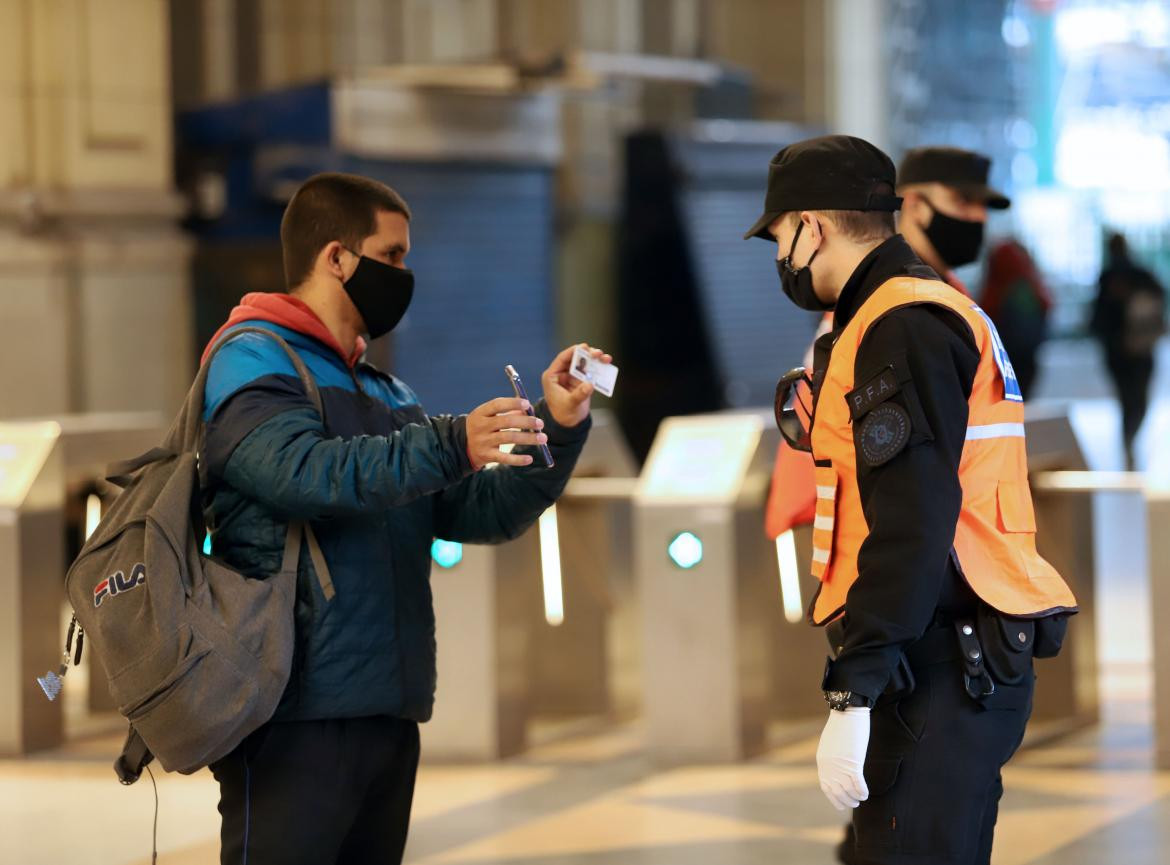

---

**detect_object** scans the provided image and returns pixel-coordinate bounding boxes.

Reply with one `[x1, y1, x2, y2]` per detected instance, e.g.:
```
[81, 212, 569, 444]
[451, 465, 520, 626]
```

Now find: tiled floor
[2, 669, 1167, 865]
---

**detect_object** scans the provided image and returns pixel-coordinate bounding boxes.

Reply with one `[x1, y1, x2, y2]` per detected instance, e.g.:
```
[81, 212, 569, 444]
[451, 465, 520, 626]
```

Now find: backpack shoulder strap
[281, 519, 335, 601]
[201, 327, 337, 602]
[114, 726, 154, 785]
[203, 325, 325, 419]
[165, 324, 326, 455]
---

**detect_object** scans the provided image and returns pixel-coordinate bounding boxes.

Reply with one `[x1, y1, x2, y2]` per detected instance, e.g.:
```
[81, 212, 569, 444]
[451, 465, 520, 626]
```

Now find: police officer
[897, 146, 1011, 295]
[764, 146, 1011, 550]
[744, 135, 1077, 865]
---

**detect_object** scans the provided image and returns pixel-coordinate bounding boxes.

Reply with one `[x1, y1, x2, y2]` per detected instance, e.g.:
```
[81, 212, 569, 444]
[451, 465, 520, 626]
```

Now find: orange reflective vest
[808, 277, 1077, 625]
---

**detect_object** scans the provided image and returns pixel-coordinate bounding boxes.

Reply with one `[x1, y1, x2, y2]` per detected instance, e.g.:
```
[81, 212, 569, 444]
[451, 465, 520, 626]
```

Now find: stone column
[0, 0, 193, 420]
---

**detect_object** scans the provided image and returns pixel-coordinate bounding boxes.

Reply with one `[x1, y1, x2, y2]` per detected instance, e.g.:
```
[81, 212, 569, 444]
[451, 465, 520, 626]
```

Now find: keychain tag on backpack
[36, 616, 82, 702]
[36, 664, 66, 702]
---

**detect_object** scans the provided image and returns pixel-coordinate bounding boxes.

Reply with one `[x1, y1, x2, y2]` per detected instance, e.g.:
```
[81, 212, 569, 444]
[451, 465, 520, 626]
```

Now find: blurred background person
[980, 238, 1053, 399]
[1091, 232, 1167, 470]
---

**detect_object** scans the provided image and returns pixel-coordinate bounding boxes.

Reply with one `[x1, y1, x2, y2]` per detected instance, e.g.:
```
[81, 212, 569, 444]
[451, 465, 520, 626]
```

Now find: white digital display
[636, 414, 764, 504]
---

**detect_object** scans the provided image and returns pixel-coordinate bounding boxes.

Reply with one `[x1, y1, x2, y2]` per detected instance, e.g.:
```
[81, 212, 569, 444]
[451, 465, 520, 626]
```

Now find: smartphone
[504, 365, 554, 468]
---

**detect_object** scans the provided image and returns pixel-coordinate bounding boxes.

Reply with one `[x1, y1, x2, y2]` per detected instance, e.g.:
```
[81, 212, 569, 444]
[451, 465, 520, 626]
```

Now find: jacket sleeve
[202, 343, 476, 520]
[822, 305, 981, 700]
[218, 408, 477, 520]
[431, 401, 591, 544]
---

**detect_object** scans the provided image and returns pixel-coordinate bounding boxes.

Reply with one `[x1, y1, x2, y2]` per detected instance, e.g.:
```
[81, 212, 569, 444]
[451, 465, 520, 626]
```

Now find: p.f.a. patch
[846, 366, 901, 421]
[94, 563, 147, 608]
[846, 364, 914, 466]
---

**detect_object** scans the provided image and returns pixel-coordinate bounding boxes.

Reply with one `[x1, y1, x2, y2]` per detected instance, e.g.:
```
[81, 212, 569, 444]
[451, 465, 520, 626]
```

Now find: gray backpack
[61, 327, 334, 782]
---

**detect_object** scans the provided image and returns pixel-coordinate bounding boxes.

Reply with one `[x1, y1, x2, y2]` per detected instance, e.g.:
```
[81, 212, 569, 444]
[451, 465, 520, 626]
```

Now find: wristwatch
[824, 690, 874, 712]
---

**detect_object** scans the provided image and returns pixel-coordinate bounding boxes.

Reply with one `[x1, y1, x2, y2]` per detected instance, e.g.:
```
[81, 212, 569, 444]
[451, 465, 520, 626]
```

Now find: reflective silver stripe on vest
[965, 422, 1026, 441]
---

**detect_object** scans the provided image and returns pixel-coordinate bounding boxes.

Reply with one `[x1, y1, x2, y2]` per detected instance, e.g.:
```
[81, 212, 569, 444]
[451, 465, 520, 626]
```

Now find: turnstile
[1025, 408, 1101, 735]
[0, 422, 65, 756]
[1149, 491, 1170, 768]
[424, 410, 637, 759]
[525, 411, 639, 719]
[635, 412, 826, 763]
[0, 413, 184, 752]
[424, 540, 534, 761]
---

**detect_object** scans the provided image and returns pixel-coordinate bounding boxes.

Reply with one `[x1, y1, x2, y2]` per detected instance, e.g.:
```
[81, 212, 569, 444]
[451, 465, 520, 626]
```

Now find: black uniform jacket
[814, 236, 984, 701]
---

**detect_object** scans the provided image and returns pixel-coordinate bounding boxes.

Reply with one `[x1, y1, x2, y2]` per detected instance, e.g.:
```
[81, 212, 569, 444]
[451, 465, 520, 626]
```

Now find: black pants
[210, 716, 420, 865]
[842, 657, 1033, 865]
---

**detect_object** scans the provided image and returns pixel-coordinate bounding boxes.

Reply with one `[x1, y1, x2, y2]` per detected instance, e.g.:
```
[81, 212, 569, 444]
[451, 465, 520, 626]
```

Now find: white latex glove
[816, 707, 871, 811]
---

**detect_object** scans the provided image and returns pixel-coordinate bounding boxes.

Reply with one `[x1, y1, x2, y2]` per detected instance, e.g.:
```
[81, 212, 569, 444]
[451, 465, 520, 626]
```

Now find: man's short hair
[280, 172, 411, 290]
[782, 209, 895, 244]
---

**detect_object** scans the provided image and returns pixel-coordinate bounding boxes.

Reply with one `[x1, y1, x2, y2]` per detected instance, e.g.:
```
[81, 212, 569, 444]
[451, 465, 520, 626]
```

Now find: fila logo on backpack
[93, 563, 146, 608]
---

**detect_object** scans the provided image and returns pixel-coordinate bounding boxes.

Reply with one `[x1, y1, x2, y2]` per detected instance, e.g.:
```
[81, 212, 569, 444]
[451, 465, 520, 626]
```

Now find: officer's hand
[816, 708, 871, 812]
[541, 343, 612, 429]
[466, 398, 547, 470]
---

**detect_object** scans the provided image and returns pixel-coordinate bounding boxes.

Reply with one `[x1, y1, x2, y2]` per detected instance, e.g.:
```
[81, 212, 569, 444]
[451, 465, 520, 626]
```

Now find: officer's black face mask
[778, 221, 832, 311]
[341, 248, 415, 339]
[922, 199, 985, 269]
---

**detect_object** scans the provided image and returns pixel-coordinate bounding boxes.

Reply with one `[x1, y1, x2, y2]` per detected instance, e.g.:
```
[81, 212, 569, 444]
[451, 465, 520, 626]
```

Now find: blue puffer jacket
[200, 300, 589, 724]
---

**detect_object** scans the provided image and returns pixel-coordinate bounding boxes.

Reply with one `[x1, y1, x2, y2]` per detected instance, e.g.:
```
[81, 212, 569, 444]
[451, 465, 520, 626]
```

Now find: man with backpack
[198, 172, 604, 863]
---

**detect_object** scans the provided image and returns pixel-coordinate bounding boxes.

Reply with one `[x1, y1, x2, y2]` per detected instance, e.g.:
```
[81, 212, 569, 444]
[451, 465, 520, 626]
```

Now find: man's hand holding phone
[466, 398, 547, 470]
[465, 344, 611, 471]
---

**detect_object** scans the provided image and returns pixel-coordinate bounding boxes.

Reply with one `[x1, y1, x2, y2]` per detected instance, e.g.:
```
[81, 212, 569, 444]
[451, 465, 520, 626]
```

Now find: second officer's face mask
[340, 247, 415, 339]
[922, 199, 985, 269]
[778, 220, 832, 311]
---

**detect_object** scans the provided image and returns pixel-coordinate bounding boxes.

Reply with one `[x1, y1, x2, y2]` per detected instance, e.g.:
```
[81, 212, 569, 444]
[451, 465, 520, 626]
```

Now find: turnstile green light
[668, 532, 703, 569]
[431, 539, 463, 569]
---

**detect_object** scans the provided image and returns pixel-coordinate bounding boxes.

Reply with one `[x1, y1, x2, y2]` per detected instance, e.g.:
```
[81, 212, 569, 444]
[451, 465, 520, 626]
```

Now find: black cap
[744, 135, 903, 241]
[898, 147, 1011, 209]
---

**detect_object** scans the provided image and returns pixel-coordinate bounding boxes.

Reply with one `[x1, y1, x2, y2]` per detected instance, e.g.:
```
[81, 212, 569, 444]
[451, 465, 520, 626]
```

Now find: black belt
[904, 617, 997, 701]
[904, 625, 961, 668]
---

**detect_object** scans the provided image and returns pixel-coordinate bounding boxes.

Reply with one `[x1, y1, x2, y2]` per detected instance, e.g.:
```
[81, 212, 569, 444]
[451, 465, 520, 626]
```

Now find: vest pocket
[996, 480, 1037, 534]
[811, 467, 839, 578]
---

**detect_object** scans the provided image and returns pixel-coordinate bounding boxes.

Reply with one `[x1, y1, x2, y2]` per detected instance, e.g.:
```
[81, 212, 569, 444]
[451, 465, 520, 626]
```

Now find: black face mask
[778, 222, 832, 311]
[341, 250, 415, 339]
[922, 200, 985, 269]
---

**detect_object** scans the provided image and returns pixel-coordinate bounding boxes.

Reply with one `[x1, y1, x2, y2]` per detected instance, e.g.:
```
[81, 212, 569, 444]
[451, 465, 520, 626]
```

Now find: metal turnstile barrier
[635, 411, 827, 763]
[0, 413, 165, 755]
[424, 410, 638, 759]
[1025, 409, 1103, 737]
[0, 422, 65, 756]
[526, 410, 639, 720]
[1148, 490, 1170, 768]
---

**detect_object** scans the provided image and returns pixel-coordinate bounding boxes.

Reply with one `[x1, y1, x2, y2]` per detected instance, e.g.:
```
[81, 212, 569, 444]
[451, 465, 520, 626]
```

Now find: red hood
[201, 293, 366, 368]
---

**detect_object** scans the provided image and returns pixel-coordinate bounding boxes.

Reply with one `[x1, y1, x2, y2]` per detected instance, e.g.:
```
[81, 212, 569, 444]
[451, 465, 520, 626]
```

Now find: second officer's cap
[898, 146, 1011, 209]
